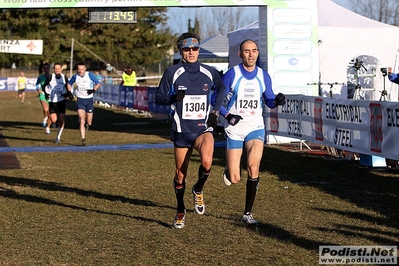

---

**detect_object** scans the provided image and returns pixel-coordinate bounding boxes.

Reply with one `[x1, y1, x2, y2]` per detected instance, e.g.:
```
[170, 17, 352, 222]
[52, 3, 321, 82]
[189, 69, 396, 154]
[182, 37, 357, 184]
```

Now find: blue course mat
[0, 141, 226, 153]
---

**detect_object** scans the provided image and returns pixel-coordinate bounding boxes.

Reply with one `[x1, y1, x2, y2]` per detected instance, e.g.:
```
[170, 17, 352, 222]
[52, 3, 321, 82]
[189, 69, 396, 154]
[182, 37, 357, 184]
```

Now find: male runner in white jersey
[219, 39, 286, 225]
[156, 32, 225, 229]
[42, 63, 70, 144]
[67, 62, 101, 146]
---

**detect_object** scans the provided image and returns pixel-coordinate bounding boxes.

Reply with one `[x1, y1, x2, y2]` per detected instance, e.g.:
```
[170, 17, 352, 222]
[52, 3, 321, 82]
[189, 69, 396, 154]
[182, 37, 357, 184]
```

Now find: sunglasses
[181, 46, 200, 52]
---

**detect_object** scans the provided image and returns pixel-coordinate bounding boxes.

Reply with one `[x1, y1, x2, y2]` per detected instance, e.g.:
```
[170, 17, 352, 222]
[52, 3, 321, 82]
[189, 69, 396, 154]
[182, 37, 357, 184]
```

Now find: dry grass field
[0, 91, 398, 265]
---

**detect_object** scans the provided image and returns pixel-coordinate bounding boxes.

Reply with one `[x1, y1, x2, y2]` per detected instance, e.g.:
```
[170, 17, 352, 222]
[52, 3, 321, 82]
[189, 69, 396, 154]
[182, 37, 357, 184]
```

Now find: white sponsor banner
[273, 24, 312, 39]
[6, 77, 37, 91]
[263, 0, 319, 98]
[265, 95, 399, 160]
[273, 56, 313, 71]
[0, 40, 43, 55]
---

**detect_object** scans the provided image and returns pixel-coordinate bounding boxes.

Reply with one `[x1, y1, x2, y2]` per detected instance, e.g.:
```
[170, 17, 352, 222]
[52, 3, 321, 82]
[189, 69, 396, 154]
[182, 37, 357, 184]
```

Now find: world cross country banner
[0, 0, 273, 8]
[265, 95, 399, 160]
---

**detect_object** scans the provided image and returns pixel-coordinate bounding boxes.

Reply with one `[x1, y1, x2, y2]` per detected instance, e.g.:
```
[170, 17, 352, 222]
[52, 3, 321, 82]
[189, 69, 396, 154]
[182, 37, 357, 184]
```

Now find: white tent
[228, 0, 399, 100]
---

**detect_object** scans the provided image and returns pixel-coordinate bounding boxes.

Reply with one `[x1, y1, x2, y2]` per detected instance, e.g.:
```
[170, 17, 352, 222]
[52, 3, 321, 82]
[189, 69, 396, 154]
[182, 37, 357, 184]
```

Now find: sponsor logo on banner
[0, 78, 7, 91]
[27, 78, 36, 91]
[314, 98, 323, 141]
[369, 103, 383, 153]
[269, 107, 279, 133]
[134, 87, 148, 111]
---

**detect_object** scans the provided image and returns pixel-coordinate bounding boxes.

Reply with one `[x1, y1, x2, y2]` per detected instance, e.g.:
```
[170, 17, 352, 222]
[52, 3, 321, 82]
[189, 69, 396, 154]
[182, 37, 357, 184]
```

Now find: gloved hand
[67, 91, 74, 100]
[175, 90, 186, 102]
[44, 92, 50, 100]
[87, 89, 95, 95]
[274, 93, 286, 106]
[226, 113, 243, 126]
[206, 112, 218, 128]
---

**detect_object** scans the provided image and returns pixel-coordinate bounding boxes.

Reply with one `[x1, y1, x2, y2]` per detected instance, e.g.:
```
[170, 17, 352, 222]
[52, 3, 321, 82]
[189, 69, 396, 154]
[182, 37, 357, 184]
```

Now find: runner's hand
[67, 91, 74, 100]
[206, 113, 218, 128]
[226, 114, 243, 126]
[175, 90, 185, 102]
[274, 93, 286, 106]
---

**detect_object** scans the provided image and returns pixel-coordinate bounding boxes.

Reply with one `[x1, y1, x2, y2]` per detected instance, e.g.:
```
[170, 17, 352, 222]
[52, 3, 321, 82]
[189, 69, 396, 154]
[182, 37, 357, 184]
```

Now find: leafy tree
[0, 8, 176, 71]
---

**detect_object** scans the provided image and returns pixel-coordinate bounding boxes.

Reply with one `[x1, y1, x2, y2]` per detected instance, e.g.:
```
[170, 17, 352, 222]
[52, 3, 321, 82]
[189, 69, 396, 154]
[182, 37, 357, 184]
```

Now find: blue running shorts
[77, 98, 94, 113]
[226, 128, 265, 150]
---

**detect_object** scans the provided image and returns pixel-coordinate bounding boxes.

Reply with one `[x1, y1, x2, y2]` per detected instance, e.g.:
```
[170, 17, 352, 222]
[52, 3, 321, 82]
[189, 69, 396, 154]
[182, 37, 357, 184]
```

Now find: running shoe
[242, 212, 258, 225]
[45, 128, 50, 134]
[54, 138, 61, 144]
[82, 139, 86, 146]
[85, 123, 89, 132]
[173, 209, 186, 229]
[42, 118, 47, 127]
[223, 168, 232, 186]
[192, 184, 205, 215]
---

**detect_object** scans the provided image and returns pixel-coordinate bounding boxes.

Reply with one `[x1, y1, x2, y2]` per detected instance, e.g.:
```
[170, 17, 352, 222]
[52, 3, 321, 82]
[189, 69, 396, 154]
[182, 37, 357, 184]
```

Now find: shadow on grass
[65, 100, 171, 137]
[258, 146, 399, 242]
[0, 175, 173, 228]
[0, 128, 67, 144]
[249, 222, 335, 250]
[312, 216, 399, 244]
[0, 99, 171, 144]
[210, 146, 399, 248]
[210, 211, 335, 251]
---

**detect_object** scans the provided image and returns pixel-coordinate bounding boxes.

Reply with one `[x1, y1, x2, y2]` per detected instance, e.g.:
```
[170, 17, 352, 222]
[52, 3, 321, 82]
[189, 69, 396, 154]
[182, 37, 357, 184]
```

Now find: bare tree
[199, 7, 255, 37]
[351, 0, 399, 26]
[166, 7, 257, 38]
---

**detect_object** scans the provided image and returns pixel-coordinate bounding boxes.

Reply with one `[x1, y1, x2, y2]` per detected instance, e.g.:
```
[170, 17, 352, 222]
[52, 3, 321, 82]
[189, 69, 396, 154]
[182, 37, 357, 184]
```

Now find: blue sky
[332, 0, 352, 10]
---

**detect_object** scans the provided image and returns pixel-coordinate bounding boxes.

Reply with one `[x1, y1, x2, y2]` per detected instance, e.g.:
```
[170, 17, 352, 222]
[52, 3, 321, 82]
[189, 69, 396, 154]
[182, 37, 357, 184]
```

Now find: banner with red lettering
[265, 95, 399, 160]
[134, 86, 149, 111]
